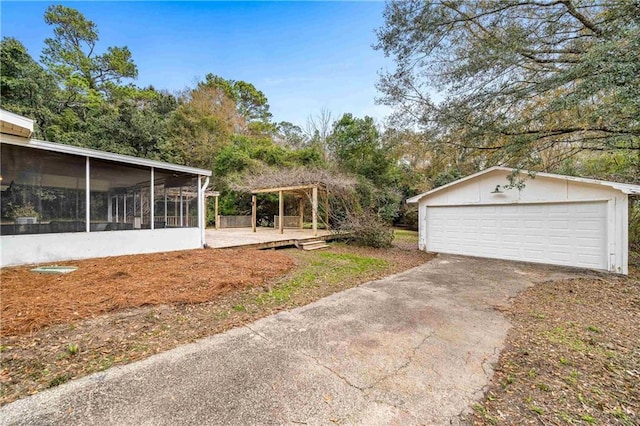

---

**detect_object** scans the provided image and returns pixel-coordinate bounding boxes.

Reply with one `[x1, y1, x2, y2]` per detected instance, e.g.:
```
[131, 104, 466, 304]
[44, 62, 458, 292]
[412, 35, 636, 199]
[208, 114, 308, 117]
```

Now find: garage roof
[407, 166, 640, 203]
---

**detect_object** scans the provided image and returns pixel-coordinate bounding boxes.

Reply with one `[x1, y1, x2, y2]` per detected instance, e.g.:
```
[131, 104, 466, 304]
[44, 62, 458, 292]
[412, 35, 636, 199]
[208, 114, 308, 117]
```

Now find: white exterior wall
[416, 169, 630, 274]
[1, 228, 202, 267]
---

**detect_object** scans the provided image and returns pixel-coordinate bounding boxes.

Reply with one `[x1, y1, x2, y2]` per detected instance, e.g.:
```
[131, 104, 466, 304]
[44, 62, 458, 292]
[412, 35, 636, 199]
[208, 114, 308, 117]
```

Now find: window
[0, 143, 201, 235]
[1, 144, 86, 235]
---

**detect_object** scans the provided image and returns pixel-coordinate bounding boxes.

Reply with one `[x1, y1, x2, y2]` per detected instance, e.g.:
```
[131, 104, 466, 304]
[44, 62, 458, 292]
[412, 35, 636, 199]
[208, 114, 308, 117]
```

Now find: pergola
[250, 184, 328, 236]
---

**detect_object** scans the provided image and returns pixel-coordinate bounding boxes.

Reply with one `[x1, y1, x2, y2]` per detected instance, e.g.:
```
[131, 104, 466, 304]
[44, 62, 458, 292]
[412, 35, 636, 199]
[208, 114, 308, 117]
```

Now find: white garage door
[425, 202, 608, 270]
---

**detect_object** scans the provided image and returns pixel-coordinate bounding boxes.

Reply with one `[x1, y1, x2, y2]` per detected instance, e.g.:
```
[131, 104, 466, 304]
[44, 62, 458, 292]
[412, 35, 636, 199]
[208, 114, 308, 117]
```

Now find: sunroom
[0, 109, 212, 267]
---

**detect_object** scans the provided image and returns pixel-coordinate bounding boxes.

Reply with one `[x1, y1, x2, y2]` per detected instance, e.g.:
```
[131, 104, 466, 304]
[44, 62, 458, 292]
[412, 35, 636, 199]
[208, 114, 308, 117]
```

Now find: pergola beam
[251, 184, 319, 194]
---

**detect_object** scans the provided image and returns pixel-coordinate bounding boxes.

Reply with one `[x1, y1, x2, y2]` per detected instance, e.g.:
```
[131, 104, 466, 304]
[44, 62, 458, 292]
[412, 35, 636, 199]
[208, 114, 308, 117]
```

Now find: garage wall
[416, 169, 629, 274]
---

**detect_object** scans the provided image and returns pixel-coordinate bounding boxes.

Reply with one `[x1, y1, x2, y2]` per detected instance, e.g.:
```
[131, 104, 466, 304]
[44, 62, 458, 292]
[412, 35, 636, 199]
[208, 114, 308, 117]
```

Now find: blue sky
[0, 1, 393, 128]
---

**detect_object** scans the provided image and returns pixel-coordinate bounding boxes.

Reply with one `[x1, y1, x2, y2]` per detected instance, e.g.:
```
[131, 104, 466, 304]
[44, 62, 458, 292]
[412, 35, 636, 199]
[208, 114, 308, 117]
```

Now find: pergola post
[312, 186, 318, 236]
[298, 197, 304, 229]
[251, 195, 257, 232]
[278, 190, 284, 234]
[324, 192, 329, 230]
[215, 195, 220, 230]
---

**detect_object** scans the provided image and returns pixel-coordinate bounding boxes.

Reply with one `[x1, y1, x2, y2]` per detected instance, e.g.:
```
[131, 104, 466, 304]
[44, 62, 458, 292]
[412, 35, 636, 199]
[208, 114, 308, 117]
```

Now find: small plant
[580, 414, 596, 424]
[67, 343, 79, 356]
[145, 311, 157, 322]
[529, 405, 545, 415]
[48, 374, 70, 388]
[530, 310, 546, 320]
[10, 202, 39, 219]
[232, 304, 247, 312]
[611, 407, 629, 421]
[537, 382, 550, 392]
[586, 325, 602, 333]
[472, 404, 499, 424]
[559, 356, 568, 365]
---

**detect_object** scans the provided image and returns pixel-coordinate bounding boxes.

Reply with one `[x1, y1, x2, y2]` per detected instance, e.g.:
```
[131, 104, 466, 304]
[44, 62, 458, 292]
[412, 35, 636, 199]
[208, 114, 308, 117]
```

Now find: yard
[2, 230, 638, 423]
[0, 230, 432, 405]
[467, 268, 639, 425]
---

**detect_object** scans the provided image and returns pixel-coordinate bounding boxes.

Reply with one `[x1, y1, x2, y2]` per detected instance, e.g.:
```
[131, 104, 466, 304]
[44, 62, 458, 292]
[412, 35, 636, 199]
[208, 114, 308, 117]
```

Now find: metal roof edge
[0, 134, 212, 176]
[0, 109, 34, 134]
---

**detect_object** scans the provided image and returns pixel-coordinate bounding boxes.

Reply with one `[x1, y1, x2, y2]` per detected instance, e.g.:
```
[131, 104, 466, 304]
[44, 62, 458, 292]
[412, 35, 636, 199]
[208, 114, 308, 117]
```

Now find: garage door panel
[425, 202, 608, 270]
[549, 204, 570, 214]
[549, 219, 570, 229]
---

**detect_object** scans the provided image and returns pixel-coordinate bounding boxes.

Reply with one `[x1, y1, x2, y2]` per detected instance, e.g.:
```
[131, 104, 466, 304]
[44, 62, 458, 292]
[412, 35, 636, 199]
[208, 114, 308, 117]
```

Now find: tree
[375, 1, 640, 168]
[42, 5, 137, 98]
[275, 121, 308, 149]
[0, 37, 59, 138]
[199, 74, 273, 135]
[304, 108, 333, 160]
[328, 114, 396, 187]
[165, 83, 241, 170]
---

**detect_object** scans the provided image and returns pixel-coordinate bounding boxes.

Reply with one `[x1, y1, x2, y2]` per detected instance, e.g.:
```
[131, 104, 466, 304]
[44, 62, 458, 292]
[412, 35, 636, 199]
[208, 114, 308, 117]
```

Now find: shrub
[335, 213, 395, 248]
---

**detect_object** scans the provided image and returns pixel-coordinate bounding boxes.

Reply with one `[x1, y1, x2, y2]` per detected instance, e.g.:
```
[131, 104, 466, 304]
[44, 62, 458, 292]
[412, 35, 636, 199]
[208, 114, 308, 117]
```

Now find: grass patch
[257, 250, 388, 304]
[544, 325, 587, 352]
[393, 229, 419, 243]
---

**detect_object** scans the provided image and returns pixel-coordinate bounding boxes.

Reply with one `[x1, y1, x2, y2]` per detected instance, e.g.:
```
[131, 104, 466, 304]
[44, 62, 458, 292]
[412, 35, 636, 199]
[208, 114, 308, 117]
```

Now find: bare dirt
[0, 239, 433, 405]
[466, 269, 640, 425]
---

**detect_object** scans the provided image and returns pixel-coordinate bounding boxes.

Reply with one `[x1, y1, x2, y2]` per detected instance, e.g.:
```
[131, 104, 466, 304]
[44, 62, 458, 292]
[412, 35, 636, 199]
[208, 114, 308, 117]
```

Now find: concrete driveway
[0, 254, 579, 425]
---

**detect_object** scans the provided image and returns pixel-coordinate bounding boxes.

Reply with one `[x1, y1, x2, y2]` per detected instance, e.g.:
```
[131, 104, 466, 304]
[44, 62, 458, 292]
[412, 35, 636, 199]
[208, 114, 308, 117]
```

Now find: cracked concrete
[0, 254, 583, 425]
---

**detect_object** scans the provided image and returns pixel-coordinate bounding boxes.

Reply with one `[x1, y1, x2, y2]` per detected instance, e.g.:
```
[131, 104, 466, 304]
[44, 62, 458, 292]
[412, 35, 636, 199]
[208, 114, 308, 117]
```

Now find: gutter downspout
[200, 176, 210, 248]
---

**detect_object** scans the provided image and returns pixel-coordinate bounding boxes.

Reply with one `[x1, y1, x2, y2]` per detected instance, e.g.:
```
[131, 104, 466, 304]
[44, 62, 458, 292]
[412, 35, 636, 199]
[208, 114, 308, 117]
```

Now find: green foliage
[275, 121, 308, 149]
[67, 343, 79, 356]
[0, 37, 58, 138]
[432, 169, 463, 189]
[329, 113, 397, 187]
[42, 4, 137, 94]
[200, 73, 273, 134]
[555, 151, 639, 255]
[376, 1, 640, 168]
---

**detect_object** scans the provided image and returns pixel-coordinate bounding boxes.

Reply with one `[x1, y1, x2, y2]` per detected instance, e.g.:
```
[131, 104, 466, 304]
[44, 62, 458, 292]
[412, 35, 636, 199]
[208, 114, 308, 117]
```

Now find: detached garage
[407, 167, 640, 275]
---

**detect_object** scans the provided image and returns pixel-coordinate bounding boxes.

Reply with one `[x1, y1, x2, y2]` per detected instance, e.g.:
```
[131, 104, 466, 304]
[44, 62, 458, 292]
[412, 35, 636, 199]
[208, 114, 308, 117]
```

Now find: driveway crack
[364, 331, 435, 390]
[302, 351, 366, 391]
[245, 324, 270, 342]
[297, 331, 435, 396]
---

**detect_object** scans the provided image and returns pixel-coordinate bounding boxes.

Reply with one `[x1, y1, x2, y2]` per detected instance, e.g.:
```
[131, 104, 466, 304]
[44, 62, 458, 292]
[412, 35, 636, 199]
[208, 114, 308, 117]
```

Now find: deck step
[299, 240, 329, 251]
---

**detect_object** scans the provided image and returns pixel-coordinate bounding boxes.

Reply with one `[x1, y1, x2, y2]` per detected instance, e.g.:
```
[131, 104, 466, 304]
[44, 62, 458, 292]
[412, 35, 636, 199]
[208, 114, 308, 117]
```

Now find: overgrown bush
[335, 213, 395, 248]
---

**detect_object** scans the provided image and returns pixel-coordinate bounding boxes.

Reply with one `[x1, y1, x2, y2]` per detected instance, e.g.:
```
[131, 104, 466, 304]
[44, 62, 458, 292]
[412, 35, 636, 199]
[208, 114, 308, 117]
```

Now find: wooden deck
[205, 227, 334, 250]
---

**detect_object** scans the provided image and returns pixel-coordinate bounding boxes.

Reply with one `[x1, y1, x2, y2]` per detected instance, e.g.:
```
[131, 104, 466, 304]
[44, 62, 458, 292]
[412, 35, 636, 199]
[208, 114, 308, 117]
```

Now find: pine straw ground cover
[1, 249, 294, 336]
[467, 269, 640, 425]
[0, 232, 432, 405]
